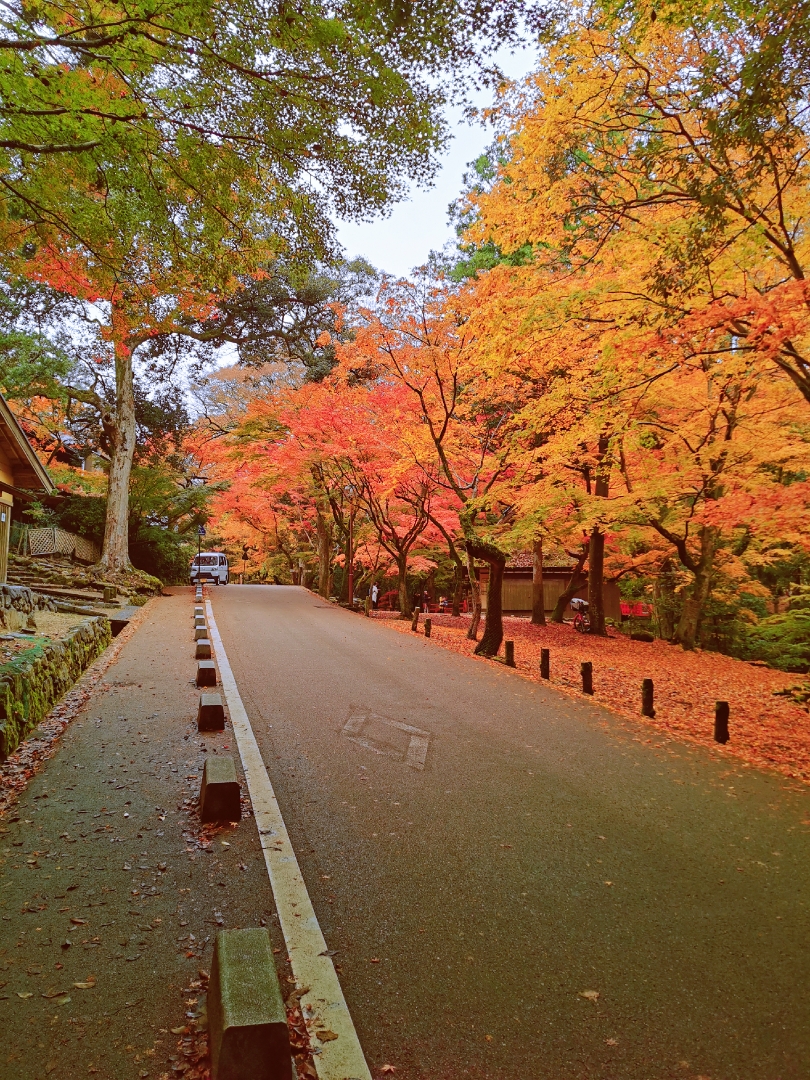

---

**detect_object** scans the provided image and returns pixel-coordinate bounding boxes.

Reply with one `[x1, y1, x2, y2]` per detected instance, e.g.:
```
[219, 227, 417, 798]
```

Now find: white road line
[205, 600, 372, 1080]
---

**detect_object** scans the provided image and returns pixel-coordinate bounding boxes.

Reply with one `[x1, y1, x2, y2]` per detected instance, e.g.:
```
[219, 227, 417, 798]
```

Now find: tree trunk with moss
[674, 527, 717, 650]
[99, 330, 136, 576]
[531, 538, 545, 625]
[466, 537, 506, 656]
[551, 548, 588, 623]
[466, 547, 482, 640]
[315, 508, 332, 598]
[397, 553, 412, 619]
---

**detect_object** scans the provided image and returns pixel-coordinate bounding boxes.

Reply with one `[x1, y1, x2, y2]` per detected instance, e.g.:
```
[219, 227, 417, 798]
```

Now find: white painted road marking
[342, 712, 430, 770]
[205, 600, 372, 1080]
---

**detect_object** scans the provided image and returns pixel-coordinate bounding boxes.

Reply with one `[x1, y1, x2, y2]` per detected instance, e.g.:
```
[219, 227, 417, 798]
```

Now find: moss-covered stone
[0, 616, 111, 759]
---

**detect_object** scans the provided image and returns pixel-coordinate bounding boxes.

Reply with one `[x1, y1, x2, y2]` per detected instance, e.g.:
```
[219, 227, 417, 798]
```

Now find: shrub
[744, 598, 810, 673]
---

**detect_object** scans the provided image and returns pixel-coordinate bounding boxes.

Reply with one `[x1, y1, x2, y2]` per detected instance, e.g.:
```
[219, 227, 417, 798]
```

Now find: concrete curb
[198, 692, 225, 732]
[197, 660, 217, 687]
[208, 928, 290, 1080]
[199, 756, 242, 822]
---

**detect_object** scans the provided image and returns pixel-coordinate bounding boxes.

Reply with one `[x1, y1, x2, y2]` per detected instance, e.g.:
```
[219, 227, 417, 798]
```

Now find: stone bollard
[714, 701, 730, 744]
[194, 626, 209, 641]
[194, 607, 204, 620]
[208, 928, 290, 1080]
[197, 661, 217, 687]
[540, 648, 550, 680]
[411, 607, 420, 632]
[364, 596, 371, 616]
[581, 661, 593, 695]
[103, 585, 116, 602]
[504, 640, 515, 667]
[196, 639, 212, 660]
[200, 757, 242, 822]
[424, 618, 432, 638]
[641, 678, 655, 718]
[198, 693, 225, 732]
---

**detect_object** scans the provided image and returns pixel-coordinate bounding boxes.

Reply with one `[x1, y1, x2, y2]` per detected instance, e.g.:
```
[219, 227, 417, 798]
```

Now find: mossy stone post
[581, 661, 593, 695]
[540, 648, 550, 680]
[208, 928, 290, 1080]
[424, 618, 432, 638]
[714, 701, 730, 744]
[411, 607, 420, 632]
[505, 640, 515, 667]
[641, 678, 655, 717]
[198, 693, 225, 732]
[200, 757, 241, 823]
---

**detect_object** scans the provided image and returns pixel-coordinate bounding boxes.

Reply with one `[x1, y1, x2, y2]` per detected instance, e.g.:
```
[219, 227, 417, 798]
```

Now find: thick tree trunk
[99, 335, 136, 576]
[452, 563, 463, 617]
[674, 527, 717, 650]
[531, 538, 545, 625]
[587, 434, 610, 635]
[466, 538, 506, 657]
[397, 555, 412, 618]
[466, 547, 482, 640]
[315, 509, 332, 598]
[654, 559, 677, 640]
[551, 549, 588, 623]
[587, 526, 607, 635]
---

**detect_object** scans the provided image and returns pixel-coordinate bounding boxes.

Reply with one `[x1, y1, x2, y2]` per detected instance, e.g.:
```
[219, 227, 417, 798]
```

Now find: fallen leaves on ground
[0, 602, 154, 818]
[374, 613, 810, 783]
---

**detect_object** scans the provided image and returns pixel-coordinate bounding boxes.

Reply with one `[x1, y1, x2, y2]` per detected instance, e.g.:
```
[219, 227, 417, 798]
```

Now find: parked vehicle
[571, 596, 590, 633]
[190, 552, 229, 585]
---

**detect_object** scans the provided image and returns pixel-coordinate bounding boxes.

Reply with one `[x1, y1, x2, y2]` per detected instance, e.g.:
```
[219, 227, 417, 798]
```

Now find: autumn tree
[337, 275, 520, 655]
[467, 14, 810, 405]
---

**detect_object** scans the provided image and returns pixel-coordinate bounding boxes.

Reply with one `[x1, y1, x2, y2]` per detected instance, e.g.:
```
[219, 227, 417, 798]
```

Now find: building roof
[506, 548, 579, 571]
[0, 394, 53, 494]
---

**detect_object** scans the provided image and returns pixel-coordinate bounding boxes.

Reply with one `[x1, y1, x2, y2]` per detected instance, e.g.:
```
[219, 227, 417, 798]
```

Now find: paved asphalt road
[209, 585, 810, 1080]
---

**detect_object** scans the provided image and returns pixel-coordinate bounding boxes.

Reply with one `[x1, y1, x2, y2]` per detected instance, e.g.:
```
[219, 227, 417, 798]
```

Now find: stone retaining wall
[0, 616, 111, 759]
[0, 584, 57, 632]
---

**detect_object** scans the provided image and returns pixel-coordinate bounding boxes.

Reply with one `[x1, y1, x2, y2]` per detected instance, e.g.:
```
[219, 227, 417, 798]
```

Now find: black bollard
[641, 678, 655, 718]
[411, 607, 420, 632]
[714, 701, 730, 744]
[505, 640, 515, 667]
[424, 618, 432, 638]
[581, 661, 593, 695]
[540, 648, 550, 680]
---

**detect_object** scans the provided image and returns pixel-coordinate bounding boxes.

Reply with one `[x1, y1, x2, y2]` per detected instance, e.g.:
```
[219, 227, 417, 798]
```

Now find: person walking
[371, 582, 379, 609]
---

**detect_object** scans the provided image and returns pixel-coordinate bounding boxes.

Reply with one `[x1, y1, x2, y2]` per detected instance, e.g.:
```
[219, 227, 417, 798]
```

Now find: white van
[190, 552, 229, 585]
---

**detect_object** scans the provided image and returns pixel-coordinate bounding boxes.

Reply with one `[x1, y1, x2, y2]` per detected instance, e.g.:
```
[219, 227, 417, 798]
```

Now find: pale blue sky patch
[335, 44, 538, 279]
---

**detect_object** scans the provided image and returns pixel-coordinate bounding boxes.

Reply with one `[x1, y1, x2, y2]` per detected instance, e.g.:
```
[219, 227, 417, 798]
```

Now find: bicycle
[570, 597, 591, 633]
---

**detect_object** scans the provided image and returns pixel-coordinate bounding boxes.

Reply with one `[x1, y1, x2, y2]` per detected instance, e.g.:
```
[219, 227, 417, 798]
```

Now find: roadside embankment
[0, 616, 111, 758]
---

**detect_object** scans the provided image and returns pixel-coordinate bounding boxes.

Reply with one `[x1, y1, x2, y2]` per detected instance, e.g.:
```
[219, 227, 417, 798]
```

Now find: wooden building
[479, 550, 622, 621]
[0, 395, 53, 583]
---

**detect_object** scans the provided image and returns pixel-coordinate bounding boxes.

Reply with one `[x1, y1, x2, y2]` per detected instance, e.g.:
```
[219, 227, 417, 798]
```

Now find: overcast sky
[334, 45, 539, 280]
